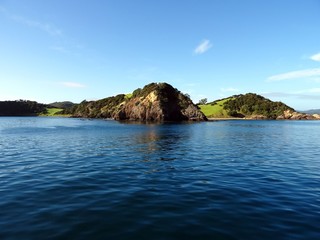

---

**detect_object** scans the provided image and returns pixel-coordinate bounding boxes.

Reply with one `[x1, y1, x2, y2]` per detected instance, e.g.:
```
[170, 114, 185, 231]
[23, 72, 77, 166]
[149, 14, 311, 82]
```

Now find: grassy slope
[199, 98, 231, 118]
[125, 93, 133, 99]
[40, 108, 64, 116]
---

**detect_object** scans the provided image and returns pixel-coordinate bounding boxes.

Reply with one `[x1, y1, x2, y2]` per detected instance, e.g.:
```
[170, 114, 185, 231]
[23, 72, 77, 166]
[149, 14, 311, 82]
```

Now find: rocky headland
[66, 82, 207, 122]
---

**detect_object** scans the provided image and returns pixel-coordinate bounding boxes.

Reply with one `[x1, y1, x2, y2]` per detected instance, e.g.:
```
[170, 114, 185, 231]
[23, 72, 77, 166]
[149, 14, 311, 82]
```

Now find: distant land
[0, 100, 47, 116]
[1, 82, 319, 121]
[199, 94, 320, 120]
[300, 109, 320, 115]
[199, 93, 293, 119]
[48, 101, 76, 109]
[0, 100, 73, 117]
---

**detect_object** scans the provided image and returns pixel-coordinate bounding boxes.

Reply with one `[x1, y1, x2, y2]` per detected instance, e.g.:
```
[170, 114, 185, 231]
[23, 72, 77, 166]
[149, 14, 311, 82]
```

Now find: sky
[0, 0, 320, 110]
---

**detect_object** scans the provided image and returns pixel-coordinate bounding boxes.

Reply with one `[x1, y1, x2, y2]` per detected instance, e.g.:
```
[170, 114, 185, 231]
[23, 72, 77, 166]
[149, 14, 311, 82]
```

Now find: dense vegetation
[63, 83, 168, 117]
[63, 83, 169, 118]
[0, 100, 47, 116]
[223, 93, 294, 119]
[199, 93, 294, 119]
[61, 94, 126, 118]
[48, 101, 75, 109]
[131, 82, 191, 109]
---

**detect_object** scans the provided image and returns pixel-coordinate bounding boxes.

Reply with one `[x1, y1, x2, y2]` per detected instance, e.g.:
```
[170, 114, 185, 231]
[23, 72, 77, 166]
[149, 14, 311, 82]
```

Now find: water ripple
[0, 118, 320, 239]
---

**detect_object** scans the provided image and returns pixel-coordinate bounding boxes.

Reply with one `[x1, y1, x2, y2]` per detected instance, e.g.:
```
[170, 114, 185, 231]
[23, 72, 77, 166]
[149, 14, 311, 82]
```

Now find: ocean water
[0, 117, 319, 240]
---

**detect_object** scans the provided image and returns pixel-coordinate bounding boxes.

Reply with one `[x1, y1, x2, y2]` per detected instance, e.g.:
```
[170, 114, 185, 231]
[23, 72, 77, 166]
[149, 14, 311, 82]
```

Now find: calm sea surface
[0, 117, 319, 240]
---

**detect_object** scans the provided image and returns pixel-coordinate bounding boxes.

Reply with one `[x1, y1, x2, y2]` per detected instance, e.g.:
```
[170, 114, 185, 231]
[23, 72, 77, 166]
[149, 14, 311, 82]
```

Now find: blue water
[0, 117, 319, 240]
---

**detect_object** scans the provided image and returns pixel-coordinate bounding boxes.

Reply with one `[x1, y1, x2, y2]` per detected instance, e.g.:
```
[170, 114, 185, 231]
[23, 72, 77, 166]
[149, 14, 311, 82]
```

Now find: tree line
[223, 93, 294, 119]
[0, 100, 47, 116]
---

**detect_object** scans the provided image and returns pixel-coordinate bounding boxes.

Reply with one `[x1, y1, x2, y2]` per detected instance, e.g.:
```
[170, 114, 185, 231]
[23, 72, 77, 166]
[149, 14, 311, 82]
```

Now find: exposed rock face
[313, 114, 320, 119]
[69, 82, 207, 122]
[277, 110, 320, 120]
[115, 91, 165, 121]
[114, 83, 207, 121]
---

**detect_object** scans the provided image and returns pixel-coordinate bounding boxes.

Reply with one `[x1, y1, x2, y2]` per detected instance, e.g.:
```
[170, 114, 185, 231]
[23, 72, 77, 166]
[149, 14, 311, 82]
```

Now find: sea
[0, 117, 319, 240]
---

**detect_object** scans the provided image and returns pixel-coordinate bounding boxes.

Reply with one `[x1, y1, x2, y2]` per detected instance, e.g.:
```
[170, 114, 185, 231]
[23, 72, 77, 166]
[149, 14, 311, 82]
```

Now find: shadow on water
[131, 123, 191, 162]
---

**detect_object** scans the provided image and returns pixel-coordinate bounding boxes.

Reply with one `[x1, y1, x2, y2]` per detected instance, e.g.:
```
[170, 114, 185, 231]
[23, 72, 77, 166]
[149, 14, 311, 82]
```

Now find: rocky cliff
[68, 83, 207, 121]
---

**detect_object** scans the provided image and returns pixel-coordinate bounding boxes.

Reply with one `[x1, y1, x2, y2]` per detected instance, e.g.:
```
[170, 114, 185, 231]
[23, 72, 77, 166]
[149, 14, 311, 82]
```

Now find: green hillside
[200, 93, 294, 119]
[199, 98, 232, 118]
[40, 108, 64, 116]
[49, 101, 75, 109]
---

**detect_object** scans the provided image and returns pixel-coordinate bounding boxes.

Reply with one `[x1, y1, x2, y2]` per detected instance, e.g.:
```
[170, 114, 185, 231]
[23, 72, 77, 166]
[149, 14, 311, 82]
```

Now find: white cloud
[220, 87, 239, 92]
[310, 52, 320, 62]
[194, 39, 212, 55]
[61, 82, 86, 88]
[267, 68, 320, 81]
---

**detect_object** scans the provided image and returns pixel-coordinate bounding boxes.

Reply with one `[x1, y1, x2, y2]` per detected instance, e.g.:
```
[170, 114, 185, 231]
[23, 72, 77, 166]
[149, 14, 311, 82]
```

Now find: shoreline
[208, 117, 246, 121]
[208, 117, 320, 121]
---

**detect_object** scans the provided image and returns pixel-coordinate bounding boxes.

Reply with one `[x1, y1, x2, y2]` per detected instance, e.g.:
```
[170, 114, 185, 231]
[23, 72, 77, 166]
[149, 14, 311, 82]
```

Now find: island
[1, 82, 319, 121]
[198, 93, 320, 120]
[62, 82, 207, 121]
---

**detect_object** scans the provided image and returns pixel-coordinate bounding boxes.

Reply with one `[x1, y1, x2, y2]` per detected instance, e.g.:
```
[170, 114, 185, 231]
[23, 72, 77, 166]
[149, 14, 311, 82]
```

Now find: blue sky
[0, 0, 320, 110]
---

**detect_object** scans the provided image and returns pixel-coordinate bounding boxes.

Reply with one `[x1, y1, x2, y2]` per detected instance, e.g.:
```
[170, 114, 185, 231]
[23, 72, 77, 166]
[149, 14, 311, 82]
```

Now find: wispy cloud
[61, 82, 86, 88]
[0, 7, 62, 36]
[310, 52, 320, 62]
[267, 68, 320, 81]
[11, 15, 62, 36]
[194, 39, 212, 55]
[220, 87, 239, 92]
[263, 91, 320, 100]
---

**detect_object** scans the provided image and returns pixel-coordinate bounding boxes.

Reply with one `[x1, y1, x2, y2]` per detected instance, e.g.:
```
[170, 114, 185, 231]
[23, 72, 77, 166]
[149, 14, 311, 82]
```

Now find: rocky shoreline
[208, 110, 320, 121]
[276, 110, 320, 120]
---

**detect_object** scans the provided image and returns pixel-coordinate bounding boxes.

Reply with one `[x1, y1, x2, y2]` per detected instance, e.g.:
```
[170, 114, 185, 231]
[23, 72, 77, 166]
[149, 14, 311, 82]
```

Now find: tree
[198, 98, 207, 105]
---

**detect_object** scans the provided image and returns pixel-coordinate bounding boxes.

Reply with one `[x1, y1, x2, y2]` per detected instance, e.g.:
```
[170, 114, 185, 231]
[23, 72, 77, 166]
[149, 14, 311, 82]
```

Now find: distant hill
[199, 93, 294, 119]
[48, 101, 75, 109]
[0, 100, 47, 116]
[63, 82, 207, 121]
[300, 109, 320, 114]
